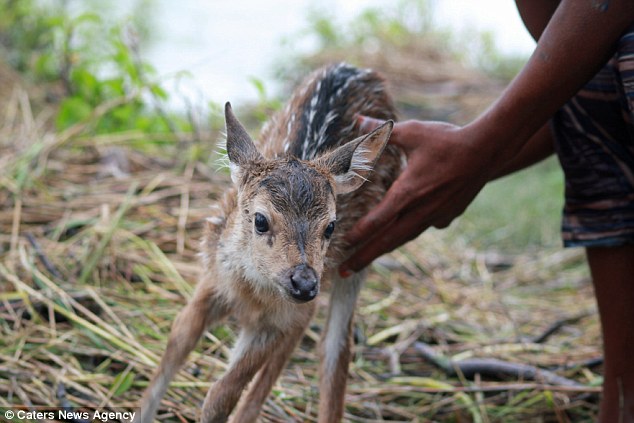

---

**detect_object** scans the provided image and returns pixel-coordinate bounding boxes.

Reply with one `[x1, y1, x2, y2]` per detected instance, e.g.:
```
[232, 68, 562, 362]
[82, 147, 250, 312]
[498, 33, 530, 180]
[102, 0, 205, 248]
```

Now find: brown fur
[135, 64, 402, 423]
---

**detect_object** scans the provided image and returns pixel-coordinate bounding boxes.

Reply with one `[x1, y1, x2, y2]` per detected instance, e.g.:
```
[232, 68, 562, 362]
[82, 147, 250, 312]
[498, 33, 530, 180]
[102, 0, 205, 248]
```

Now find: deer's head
[223, 103, 392, 303]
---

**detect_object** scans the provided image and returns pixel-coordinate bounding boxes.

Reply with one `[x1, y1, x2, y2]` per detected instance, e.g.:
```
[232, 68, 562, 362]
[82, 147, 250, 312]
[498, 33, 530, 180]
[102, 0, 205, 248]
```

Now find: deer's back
[257, 63, 403, 268]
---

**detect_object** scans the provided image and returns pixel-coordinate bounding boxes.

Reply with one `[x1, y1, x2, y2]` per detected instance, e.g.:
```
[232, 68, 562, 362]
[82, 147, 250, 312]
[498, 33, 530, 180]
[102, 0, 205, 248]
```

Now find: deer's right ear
[224, 102, 263, 183]
[315, 120, 393, 195]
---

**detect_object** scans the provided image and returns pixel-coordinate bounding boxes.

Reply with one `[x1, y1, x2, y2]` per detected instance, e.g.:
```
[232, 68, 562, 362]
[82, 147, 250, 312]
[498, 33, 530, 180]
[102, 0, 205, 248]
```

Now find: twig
[10, 195, 21, 254]
[60, 25, 75, 97]
[561, 357, 604, 371]
[356, 382, 602, 395]
[25, 232, 62, 279]
[531, 312, 593, 344]
[57, 383, 90, 423]
[0, 290, 93, 316]
[411, 342, 583, 387]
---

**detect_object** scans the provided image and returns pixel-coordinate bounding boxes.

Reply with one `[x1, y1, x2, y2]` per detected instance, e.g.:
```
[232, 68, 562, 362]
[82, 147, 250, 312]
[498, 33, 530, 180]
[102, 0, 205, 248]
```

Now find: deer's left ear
[224, 102, 263, 183]
[315, 120, 393, 195]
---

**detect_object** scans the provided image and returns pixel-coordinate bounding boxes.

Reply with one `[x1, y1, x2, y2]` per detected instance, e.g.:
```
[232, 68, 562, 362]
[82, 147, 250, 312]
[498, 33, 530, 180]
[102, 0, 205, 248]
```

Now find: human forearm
[490, 123, 555, 180]
[467, 0, 634, 165]
[341, 1, 634, 273]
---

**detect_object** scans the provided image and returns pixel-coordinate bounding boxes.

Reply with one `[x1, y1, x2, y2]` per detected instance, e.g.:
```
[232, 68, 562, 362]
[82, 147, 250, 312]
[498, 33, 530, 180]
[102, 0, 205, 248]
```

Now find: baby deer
[136, 63, 402, 423]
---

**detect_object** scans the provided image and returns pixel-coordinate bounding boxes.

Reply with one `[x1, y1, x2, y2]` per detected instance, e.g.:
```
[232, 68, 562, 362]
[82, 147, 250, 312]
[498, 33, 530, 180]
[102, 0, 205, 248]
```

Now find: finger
[342, 186, 459, 274]
[357, 115, 386, 134]
[358, 116, 419, 153]
[384, 120, 425, 151]
[342, 207, 428, 273]
[341, 226, 399, 274]
[343, 178, 410, 247]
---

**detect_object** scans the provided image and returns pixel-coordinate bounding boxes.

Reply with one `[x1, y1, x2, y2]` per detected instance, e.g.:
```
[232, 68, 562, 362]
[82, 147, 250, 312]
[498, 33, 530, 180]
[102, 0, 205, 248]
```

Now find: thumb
[358, 116, 418, 150]
[356, 115, 387, 134]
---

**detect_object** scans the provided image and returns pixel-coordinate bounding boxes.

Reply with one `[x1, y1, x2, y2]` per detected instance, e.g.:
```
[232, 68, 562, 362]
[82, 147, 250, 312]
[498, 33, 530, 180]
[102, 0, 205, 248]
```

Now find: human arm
[491, 122, 555, 180]
[341, 0, 634, 274]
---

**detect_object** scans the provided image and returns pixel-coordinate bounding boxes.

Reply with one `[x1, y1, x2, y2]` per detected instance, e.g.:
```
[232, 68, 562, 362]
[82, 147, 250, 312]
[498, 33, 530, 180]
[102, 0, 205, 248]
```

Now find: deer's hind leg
[229, 304, 315, 423]
[136, 282, 229, 423]
[318, 271, 366, 423]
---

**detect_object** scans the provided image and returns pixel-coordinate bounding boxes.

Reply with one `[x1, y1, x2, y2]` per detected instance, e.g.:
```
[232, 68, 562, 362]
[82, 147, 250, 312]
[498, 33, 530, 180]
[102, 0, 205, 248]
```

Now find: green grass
[447, 157, 565, 252]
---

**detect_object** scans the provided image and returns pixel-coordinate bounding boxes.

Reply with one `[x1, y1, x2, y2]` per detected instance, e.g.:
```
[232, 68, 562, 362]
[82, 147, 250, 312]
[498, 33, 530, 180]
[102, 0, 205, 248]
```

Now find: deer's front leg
[202, 325, 284, 423]
[230, 303, 315, 423]
[136, 283, 228, 423]
[318, 271, 365, 423]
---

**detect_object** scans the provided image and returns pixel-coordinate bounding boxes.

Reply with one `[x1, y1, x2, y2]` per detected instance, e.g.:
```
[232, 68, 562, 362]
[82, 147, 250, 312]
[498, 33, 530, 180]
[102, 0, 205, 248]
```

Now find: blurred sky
[143, 0, 536, 108]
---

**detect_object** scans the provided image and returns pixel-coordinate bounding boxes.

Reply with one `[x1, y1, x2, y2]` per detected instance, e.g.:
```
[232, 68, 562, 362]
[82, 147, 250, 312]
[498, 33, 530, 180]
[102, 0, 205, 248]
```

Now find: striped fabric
[552, 24, 634, 247]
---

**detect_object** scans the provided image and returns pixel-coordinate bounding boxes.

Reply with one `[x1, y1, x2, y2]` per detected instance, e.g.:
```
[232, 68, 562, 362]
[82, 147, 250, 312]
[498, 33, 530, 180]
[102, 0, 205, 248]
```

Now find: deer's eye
[254, 212, 269, 234]
[324, 221, 336, 239]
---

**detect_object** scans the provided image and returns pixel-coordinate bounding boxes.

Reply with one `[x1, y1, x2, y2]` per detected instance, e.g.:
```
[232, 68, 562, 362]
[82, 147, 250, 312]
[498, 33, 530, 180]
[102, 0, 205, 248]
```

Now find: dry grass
[0, 64, 602, 423]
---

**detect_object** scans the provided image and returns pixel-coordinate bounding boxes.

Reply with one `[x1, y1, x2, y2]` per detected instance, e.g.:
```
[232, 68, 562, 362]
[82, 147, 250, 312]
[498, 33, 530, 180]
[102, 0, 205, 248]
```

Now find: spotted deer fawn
[136, 63, 402, 423]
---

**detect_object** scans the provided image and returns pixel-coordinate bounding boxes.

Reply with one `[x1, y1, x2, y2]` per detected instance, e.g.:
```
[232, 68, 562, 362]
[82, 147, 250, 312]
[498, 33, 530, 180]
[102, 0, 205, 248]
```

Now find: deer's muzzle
[288, 264, 319, 302]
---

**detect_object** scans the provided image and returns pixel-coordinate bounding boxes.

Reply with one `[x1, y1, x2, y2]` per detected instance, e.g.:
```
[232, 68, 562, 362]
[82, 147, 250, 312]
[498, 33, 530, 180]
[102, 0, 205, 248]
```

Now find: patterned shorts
[551, 25, 634, 248]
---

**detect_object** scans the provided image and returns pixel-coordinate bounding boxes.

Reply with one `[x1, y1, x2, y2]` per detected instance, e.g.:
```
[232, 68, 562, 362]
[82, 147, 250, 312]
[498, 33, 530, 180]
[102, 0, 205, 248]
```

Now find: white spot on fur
[314, 110, 338, 154]
[206, 216, 224, 225]
[288, 114, 296, 135]
[302, 79, 323, 155]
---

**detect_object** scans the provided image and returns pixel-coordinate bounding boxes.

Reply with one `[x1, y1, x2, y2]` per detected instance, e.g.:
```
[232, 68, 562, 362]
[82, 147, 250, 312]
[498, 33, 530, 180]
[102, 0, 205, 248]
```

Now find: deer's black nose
[289, 264, 318, 302]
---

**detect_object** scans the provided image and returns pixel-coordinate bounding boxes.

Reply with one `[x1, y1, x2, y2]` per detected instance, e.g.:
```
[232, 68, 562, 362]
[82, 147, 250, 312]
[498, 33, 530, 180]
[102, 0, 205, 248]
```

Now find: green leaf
[112, 370, 135, 396]
[33, 53, 57, 80]
[70, 68, 100, 100]
[72, 12, 101, 26]
[56, 97, 93, 130]
[149, 84, 168, 100]
[249, 76, 266, 99]
[103, 78, 126, 97]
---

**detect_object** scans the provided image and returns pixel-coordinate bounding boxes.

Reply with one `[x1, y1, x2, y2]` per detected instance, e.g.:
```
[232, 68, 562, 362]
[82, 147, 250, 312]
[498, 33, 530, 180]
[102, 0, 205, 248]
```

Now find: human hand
[340, 116, 494, 275]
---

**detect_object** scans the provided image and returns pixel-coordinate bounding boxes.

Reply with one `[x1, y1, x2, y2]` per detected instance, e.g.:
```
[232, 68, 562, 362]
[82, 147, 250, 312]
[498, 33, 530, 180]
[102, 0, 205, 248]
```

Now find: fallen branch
[411, 342, 584, 387]
[352, 381, 602, 396]
[531, 311, 593, 344]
